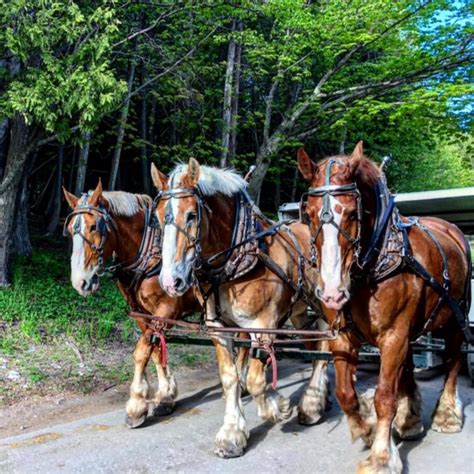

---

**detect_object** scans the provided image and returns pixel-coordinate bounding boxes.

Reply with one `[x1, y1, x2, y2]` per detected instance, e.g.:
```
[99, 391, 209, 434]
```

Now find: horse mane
[317, 154, 381, 189]
[169, 164, 247, 197]
[351, 156, 381, 189]
[101, 191, 152, 216]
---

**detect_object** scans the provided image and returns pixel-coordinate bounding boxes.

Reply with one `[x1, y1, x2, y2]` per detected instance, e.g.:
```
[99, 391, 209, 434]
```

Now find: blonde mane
[169, 164, 247, 196]
[101, 191, 152, 216]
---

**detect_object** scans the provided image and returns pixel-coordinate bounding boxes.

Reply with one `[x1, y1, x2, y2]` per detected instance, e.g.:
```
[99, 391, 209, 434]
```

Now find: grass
[0, 237, 213, 405]
[0, 243, 129, 351]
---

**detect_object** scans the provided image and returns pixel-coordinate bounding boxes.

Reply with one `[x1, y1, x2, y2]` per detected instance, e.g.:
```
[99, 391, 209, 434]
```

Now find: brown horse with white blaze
[151, 159, 331, 458]
[297, 142, 471, 473]
[63, 181, 198, 427]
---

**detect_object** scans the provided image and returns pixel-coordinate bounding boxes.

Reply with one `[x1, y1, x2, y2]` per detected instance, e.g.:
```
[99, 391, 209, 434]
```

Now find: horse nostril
[81, 279, 88, 291]
[315, 286, 324, 300]
[174, 277, 185, 292]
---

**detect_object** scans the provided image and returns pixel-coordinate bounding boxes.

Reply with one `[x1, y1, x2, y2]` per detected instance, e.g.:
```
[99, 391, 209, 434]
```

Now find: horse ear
[88, 178, 103, 207]
[351, 141, 364, 160]
[297, 148, 317, 182]
[63, 187, 79, 208]
[187, 157, 200, 187]
[151, 162, 168, 191]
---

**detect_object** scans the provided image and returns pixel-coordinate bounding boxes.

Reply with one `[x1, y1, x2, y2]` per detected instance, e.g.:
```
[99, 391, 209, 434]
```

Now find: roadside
[0, 353, 217, 439]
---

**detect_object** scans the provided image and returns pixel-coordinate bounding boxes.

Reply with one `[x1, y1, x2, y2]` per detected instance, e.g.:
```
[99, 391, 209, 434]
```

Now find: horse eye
[348, 211, 358, 221]
[186, 212, 197, 224]
[90, 224, 97, 232]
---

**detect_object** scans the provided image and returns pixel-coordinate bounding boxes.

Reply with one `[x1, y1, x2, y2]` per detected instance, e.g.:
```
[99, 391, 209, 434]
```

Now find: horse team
[63, 142, 471, 474]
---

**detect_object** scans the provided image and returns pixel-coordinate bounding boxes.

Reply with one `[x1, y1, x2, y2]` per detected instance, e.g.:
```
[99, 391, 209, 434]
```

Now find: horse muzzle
[316, 285, 350, 311]
[74, 273, 100, 296]
[159, 271, 191, 297]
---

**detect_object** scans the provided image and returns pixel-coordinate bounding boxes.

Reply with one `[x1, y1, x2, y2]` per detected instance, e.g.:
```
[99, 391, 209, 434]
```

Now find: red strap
[155, 332, 168, 368]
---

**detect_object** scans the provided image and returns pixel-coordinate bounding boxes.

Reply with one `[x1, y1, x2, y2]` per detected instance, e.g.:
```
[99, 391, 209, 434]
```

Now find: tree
[0, 1, 126, 285]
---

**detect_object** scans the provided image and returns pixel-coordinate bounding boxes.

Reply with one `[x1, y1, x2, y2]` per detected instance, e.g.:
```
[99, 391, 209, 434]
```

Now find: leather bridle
[301, 158, 362, 270]
[63, 198, 116, 276]
[154, 187, 207, 271]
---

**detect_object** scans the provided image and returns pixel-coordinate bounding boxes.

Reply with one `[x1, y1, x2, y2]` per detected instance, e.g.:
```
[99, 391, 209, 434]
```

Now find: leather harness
[304, 159, 473, 343]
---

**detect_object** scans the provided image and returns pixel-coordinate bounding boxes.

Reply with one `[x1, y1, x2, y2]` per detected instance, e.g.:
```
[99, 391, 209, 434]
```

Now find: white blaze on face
[160, 196, 179, 292]
[320, 195, 343, 292]
[70, 215, 88, 294]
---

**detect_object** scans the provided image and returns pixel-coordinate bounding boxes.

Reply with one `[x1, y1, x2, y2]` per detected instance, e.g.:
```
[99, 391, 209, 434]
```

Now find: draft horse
[151, 159, 331, 458]
[63, 181, 198, 427]
[297, 142, 471, 473]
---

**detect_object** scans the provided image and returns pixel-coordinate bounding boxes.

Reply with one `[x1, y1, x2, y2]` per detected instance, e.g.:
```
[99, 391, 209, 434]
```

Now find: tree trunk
[68, 145, 77, 191]
[229, 32, 242, 164]
[290, 166, 298, 203]
[220, 20, 237, 168]
[74, 131, 91, 195]
[248, 132, 283, 202]
[13, 169, 32, 257]
[0, 114, 39, 286]
[0, 119, 10, 181]
[109, 61, 135, 190]
[46, 144, 64, 235]
[139, 62, 150, 194]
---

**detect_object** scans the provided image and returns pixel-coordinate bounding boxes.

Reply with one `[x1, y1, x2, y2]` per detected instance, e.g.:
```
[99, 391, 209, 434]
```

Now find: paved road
[1, 362, 473, 473]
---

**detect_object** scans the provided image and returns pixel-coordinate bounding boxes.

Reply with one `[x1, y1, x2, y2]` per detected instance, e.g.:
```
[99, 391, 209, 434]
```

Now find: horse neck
[201, 194, 236, 261]
[111, 210, 146, 263]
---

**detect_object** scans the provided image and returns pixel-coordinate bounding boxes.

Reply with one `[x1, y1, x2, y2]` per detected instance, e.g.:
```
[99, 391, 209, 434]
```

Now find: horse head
[63, 179, 116, 296]
[297, 141, 380, 310]
[152, 158, 246, 297]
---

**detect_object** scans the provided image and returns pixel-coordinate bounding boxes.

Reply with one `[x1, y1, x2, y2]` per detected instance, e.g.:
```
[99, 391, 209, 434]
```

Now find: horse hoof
[394, 421, 424, 440]
[153, 402, 175, 417]
[214, 444, 245, 459]
[431, 416, 462, 433]
[214, 425, 247, 459]
[125, 414, 147, 429]
[297, 410, 323, 426]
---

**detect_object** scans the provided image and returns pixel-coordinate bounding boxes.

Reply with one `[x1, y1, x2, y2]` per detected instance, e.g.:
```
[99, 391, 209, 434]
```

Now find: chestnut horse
[151, 158, 330, 458]
[297, 142, 471, 473]
[63, 181, 198, 427]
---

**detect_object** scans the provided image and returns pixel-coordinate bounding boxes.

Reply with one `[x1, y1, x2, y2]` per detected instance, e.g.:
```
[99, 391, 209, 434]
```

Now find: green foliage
[1, 1, 127, 133]
[0, 247, 128, 346]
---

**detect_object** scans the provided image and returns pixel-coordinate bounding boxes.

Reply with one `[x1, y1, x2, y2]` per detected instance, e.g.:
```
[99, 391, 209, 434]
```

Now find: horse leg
[235, 343, 250, 395]
[125, 332, 153, 428]
[393, 347, 424, 439]
[246, 356, 292, 423]
[213, 336, 248, 458]
[432, 324, 464, 433]
[298, 338, 330, 425]
[331, 334, 375, 447]
[150, 345, 177, 416]
[357, 338, 407, 474]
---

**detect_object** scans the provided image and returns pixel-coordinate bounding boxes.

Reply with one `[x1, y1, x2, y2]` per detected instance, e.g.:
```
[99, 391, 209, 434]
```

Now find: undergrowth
[0, 238, 212, 404]
[0, 242, 131, 354]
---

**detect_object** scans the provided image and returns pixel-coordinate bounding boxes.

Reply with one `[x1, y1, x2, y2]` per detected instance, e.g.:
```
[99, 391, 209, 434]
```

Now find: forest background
[0, 1, 472, 396]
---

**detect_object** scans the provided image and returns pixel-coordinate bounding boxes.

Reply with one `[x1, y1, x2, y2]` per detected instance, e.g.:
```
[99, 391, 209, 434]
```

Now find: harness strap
[399, 220, 473, 343]
[358, 195, 396, 269]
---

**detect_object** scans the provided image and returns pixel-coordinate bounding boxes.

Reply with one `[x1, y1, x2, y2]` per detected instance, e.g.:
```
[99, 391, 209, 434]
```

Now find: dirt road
[1, 361, 473, 473]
